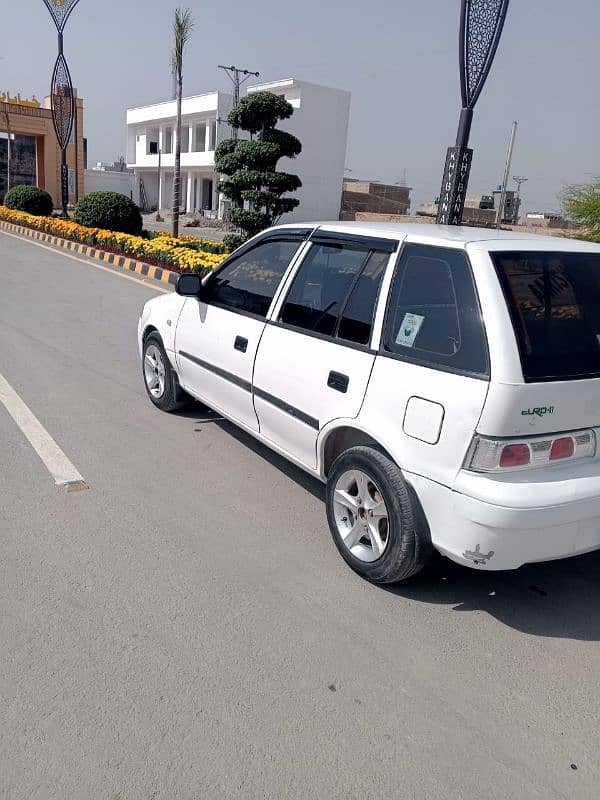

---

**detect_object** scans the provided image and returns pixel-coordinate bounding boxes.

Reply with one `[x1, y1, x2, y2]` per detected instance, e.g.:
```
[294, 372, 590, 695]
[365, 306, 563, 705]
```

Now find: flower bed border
[0, 218, 207, 286]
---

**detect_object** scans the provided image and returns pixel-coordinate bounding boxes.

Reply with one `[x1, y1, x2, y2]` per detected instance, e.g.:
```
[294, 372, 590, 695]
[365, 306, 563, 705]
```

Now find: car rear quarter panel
[353, 356, 489, 488]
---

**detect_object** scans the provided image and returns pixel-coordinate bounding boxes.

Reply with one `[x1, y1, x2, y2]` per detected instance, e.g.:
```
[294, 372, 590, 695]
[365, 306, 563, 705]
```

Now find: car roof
[274, 221, 600, 252]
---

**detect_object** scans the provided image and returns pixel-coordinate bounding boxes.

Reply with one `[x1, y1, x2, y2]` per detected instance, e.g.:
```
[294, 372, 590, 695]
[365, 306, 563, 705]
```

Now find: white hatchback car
[138, 222, 600, 582]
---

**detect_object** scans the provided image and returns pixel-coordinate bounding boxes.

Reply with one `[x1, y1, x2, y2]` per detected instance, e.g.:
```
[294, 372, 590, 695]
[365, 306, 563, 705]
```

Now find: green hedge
[4, 185, 54, 216]
[74, 191, 143, 235]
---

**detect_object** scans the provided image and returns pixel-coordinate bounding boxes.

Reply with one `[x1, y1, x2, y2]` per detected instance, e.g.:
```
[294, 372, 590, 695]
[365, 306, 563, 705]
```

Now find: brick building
[341, 179, 411, 220]
[0, 91, 85, 208]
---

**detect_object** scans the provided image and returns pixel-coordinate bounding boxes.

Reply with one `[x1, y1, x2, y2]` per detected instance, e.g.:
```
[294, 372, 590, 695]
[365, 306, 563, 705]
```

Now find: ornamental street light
[42, 0, 81, 218]
[436, 0, 510, 225]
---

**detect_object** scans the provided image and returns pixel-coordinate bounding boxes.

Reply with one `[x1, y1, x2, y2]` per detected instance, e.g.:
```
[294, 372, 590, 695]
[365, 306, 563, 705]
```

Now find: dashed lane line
[0, 371, 88, 490]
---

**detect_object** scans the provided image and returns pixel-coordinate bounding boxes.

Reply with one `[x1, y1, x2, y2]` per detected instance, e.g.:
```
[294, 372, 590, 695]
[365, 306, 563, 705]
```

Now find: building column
[205, 118, 212, 152]
[158, 170, 163, 210]
[186, 171, 193, 213]
[188, 122, 193, 153]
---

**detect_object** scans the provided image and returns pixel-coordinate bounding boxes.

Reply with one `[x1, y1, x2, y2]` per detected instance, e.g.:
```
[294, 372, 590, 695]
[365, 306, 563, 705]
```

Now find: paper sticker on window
[396, 313, 424, 348]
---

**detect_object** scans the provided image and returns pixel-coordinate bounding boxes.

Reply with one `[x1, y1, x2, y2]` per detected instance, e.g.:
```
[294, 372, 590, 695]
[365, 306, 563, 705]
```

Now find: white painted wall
[126, 91, 233, 171]
[247, 79, 351, 223]
[84, 169, 135, 199]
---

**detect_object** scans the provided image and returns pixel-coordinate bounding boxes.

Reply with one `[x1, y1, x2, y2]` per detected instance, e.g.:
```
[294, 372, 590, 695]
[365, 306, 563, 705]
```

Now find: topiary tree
[4, 185, 54, 216]
[215, 91, 302, 245]
[74, 191, 143, 235]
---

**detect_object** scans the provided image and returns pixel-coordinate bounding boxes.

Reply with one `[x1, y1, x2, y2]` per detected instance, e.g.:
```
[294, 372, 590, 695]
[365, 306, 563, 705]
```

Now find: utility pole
[496, 120, 518, 229]
[218, 64, 259, 138]
[512, 175, 528, 223]
[156, 146, 162, 221]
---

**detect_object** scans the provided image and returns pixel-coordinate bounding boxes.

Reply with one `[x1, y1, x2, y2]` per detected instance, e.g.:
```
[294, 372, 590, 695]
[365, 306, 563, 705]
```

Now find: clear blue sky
[2, 0, 599, 213]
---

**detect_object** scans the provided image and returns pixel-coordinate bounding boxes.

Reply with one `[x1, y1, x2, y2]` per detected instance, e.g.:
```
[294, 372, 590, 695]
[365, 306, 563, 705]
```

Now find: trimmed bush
[5, 185, 53, 216]
[74, 191, 143, 235]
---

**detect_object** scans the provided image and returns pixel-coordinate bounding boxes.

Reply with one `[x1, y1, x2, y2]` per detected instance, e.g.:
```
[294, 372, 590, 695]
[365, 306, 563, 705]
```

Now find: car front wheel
[142, 333, 188, 412]
[326, 446, 432, 583]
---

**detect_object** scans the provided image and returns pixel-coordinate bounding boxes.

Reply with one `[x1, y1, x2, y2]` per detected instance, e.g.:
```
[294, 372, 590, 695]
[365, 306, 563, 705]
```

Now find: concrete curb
[0, 220, 180, 287]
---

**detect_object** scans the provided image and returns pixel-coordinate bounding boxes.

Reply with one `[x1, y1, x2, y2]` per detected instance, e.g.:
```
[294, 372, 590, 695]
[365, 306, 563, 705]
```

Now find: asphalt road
[1, 229, 599, 800]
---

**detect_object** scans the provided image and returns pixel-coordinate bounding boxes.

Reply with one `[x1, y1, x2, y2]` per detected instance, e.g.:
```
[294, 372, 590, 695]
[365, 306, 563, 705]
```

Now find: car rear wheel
[142, 333, 188, 412]
[326, 446, 432, 583]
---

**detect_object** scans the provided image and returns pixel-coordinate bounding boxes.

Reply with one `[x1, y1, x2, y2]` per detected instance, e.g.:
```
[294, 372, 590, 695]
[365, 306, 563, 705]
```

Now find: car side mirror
[176, 273, 203, 297]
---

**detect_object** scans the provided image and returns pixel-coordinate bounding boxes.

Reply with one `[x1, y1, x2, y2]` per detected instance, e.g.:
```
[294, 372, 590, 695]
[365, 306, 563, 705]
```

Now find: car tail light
[550, 436, 575, 460]
[467, 429, 596, 473]
[499, 443, 530, 468]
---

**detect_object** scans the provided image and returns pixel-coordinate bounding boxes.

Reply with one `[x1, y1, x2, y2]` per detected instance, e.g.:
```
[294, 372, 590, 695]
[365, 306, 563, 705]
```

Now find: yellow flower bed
[0, 206, 228, 274]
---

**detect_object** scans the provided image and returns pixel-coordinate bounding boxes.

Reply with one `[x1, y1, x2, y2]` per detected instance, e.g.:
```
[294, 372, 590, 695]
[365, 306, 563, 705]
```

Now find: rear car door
[252, 232, 396, 468]
[360, 242, 490, 486]
[175, 233, 307, 431]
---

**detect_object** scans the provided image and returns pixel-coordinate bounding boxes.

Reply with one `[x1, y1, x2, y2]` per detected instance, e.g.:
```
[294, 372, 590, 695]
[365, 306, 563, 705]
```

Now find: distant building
[341, 179, 411, 219]
[126, 78, 350, 222]
[492, 189, 519, 224]
[524, 212, 567, 228]
[416, 189, 519, 226]
[91, 158, 132, 173]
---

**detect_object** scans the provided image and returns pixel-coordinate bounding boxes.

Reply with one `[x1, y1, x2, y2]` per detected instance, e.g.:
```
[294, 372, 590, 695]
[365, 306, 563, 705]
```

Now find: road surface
[1, 229, 599, 800]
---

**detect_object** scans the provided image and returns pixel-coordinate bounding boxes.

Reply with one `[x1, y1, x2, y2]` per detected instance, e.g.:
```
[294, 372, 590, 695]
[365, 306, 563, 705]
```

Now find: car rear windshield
[492, 250, 600, 381]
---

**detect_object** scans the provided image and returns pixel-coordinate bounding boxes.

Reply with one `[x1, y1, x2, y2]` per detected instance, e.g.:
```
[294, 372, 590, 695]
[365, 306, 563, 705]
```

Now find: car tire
[142, 332, 189, 412]
[326, 446, 432, 583]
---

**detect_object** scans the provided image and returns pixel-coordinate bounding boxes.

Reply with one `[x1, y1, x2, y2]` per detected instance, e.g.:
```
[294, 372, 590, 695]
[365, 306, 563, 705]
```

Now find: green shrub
[74, 191, 143, 235]
[4, 185, 54, 216]
[223, 233, 245, 251]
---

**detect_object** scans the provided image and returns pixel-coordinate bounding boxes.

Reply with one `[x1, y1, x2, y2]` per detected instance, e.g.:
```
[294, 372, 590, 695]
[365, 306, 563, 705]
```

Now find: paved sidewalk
[142, 213, 228, 241]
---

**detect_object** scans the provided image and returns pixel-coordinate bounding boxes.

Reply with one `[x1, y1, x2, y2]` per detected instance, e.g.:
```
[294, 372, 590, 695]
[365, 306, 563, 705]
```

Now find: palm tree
[171, 7, 193, 238]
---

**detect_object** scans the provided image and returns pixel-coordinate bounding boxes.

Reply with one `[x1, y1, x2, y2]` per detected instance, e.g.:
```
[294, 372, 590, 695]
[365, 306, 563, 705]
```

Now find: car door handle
[327, 371, 349, 393]
[234, 336, 248, 353]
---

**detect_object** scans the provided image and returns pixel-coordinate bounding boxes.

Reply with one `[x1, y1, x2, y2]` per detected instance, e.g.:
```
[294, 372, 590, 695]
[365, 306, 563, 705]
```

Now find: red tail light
[467, 430, 596, 472]
[550, 437, 575, 460]
[499, 443, 531, 467]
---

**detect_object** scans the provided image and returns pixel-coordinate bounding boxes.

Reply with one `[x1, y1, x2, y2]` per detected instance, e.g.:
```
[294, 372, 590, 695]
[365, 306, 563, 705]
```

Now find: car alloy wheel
[144, 343, 166, 399]
[332, 469, 390, 562]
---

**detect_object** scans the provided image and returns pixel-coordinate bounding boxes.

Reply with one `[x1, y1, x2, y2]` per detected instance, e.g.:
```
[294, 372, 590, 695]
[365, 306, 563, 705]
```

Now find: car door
[360, 242, 490, 487]
[175, 233, 308, 431]
[252, 232, 397, 468]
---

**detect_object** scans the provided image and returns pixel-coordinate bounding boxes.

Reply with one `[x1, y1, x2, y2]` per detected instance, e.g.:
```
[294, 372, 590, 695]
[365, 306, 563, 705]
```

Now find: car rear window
[492, 250, 600, 381]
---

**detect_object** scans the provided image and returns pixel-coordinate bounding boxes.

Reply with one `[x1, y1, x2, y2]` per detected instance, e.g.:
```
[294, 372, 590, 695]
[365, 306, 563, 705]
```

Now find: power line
[218, 64, 260, 139]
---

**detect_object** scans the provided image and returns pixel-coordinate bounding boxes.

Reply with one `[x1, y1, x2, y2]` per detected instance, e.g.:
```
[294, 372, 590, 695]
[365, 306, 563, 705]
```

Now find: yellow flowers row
[0, 206, 229, 274]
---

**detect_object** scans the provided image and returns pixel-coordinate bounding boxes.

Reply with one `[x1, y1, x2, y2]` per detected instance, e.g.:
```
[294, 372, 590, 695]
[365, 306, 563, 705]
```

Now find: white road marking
[0, 228, 170, 294]
[0, 371, 87, 488]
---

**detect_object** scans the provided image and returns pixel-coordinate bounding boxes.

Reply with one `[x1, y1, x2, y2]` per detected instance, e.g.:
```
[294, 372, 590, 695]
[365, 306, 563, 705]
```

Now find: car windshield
[492, 250, 600, 381]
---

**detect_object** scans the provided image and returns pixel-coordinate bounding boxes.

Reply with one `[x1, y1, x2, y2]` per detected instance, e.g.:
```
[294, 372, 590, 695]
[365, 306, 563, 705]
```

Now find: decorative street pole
[436, 0, 510, 225]
[42, 0, 81, 218]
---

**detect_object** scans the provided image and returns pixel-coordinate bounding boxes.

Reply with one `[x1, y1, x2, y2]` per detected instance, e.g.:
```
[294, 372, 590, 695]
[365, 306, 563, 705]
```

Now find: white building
[126, 78, 350, 223]
[126, 90, 232, 216]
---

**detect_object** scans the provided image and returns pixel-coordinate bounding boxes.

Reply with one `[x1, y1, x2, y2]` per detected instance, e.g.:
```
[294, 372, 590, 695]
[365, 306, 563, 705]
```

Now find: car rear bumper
[406, 471, 600, 570]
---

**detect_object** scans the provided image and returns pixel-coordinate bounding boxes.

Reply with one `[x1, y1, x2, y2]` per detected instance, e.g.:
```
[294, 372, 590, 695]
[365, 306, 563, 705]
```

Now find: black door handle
[327, 371, 349, 393]
[234, 336, 248, 353]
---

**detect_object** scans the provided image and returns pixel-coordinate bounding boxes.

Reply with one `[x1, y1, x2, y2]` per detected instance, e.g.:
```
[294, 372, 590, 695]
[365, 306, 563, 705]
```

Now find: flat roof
[126, 90, 223, 112]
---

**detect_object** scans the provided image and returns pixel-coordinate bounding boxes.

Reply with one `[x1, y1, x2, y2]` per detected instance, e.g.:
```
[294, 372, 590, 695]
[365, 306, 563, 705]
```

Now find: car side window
[279, 244, 369, 336]
[279, 243, 388, 344]
[337, 251, 389, 345]
[383, 243, 488, 376]
[207, 239, 302, 318]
